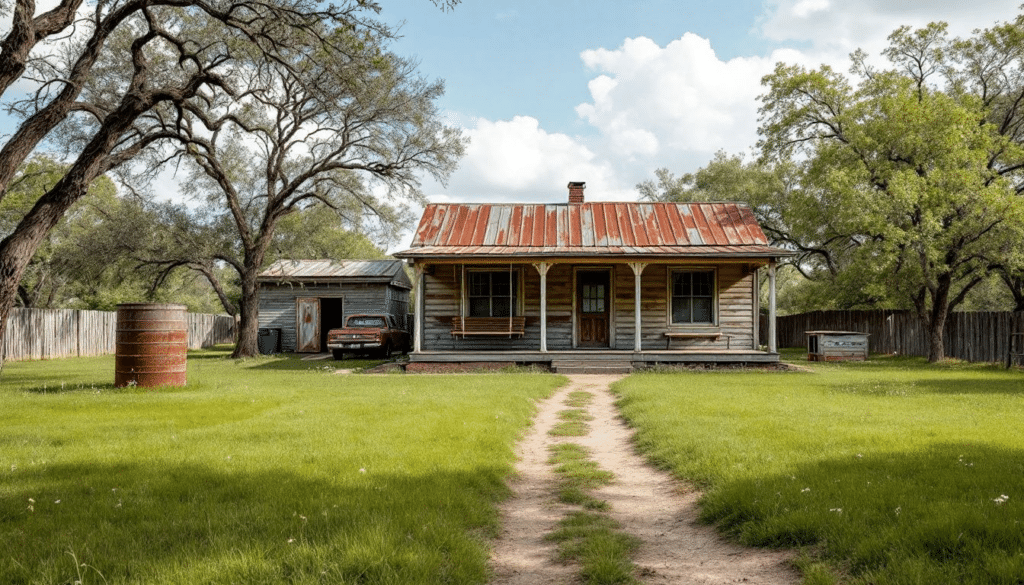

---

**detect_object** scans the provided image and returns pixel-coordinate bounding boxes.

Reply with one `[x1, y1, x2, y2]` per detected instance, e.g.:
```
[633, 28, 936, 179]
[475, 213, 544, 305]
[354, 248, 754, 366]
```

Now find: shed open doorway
[319, 297, 345, 352]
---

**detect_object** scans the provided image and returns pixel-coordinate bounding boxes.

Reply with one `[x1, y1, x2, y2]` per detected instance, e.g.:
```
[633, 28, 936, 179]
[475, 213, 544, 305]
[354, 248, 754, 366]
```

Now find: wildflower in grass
[359, 468, 367, 474]
[895, 506, 901, 516]
[801, 487, 811, 493]
[994, 494, 1010, 505]
[830, 508, 842, 513]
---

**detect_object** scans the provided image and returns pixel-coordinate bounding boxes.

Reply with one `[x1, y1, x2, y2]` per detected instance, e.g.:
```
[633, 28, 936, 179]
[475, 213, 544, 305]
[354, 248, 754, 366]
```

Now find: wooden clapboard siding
[2, 308, 233, 362]
[423, 265, 543, 351]
[419, 262, 756, 352]
[544, 264, 575, 350]
[717, 264, 755, 349]
[258, 282, 409, 352]
[607, 264, 754, 351]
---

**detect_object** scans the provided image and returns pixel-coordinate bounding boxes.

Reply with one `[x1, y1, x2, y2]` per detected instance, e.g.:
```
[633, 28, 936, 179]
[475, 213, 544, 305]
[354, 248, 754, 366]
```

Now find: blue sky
[367, 0, 1022, 206]
[379, 0, 771, 134]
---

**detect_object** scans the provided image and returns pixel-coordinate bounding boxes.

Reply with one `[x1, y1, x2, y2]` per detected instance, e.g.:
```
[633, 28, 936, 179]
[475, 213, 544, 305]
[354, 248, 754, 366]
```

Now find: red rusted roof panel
[400, 202, 782, 256]
[569, 204, 582, 247]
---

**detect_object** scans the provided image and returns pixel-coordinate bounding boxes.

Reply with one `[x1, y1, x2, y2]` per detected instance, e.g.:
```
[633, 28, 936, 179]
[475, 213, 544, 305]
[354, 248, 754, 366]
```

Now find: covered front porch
[405, 257, 783, 367]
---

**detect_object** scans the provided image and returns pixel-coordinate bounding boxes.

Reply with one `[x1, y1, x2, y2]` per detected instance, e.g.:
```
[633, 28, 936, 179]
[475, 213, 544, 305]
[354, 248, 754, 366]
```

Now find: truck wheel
[332, 349, 345, 360]
[380, 343, 392, 359]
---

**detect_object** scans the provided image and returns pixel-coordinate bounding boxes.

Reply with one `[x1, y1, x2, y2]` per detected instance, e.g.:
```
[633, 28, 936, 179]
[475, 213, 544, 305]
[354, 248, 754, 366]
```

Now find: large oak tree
[757, 21, 1024, 361]
[137, 25, 464, 357]
[0, 0, 411, 363]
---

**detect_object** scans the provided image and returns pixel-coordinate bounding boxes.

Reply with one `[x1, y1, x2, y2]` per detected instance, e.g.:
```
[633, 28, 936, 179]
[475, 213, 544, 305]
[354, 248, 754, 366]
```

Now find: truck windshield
[348, 317, 386, 328]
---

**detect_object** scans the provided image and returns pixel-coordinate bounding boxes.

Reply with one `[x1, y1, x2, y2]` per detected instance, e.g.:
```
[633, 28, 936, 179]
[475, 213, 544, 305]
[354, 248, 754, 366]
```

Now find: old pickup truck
[326, 314, 409, 360]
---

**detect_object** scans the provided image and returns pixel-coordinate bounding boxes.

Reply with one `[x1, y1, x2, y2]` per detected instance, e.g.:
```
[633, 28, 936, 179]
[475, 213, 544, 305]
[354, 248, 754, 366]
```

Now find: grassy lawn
[0, 347, 561, 585]
[615, 353, 1024, 584]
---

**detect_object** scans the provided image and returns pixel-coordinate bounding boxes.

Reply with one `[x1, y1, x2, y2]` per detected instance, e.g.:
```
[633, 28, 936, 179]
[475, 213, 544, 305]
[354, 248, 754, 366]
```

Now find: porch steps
[550, 359, 634, 375]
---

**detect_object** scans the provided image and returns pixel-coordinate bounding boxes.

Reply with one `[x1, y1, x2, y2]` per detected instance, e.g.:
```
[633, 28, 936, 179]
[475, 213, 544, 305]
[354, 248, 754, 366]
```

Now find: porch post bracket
[533, 262, 552, 352]
[628, 262, 647, 352]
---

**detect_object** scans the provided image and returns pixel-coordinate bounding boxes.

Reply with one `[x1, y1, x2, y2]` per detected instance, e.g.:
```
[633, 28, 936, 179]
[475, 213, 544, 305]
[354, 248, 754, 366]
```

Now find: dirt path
[489, 374, 798, 585]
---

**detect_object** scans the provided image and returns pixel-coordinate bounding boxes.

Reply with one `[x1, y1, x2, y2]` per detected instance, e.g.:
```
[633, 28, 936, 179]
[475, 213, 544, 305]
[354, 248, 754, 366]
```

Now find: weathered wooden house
[257, 259, 412, 353]
[393, 182, 792, 371]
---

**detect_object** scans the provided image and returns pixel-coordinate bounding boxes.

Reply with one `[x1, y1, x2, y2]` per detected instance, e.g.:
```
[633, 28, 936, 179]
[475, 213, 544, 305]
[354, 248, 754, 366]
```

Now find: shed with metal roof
[257, 259, 412, 353]
[393, 182, 794, 371]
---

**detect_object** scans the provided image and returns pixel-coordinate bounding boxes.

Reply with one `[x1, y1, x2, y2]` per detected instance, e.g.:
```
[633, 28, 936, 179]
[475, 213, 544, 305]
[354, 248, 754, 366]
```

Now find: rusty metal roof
[257, 259, 412, 288]
[394, 202, 789, 259]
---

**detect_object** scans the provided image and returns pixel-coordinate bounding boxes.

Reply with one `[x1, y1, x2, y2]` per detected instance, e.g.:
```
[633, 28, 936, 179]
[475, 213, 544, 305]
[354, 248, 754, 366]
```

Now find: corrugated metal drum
[115, 303, 187, 387]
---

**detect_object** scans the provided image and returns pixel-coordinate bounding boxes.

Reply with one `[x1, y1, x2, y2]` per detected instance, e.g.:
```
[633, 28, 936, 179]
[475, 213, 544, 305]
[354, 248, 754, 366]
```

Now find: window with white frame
[468, 270, 518, 317]
[670, 269, 715, 324]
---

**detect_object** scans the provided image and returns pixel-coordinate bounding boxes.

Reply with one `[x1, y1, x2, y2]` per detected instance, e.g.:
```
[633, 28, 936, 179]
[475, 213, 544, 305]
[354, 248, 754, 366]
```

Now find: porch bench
[664, 330, 732, 349]
[451, 316, 526, 338]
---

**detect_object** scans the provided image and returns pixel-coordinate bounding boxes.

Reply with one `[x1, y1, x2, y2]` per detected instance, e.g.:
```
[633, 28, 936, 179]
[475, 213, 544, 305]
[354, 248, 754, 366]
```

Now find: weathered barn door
[296, 297, 320, 352]
[577, 270, 610, 347]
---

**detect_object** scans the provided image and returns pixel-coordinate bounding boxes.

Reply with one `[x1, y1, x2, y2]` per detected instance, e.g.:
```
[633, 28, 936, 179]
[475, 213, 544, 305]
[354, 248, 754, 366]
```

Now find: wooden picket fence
[2, 308, 235, 362]
[774, 310, 1024, 364]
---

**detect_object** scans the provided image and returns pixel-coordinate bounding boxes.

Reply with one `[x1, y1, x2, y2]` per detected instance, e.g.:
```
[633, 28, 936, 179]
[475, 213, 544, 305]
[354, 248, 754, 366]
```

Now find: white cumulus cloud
[574, 34, 811, 178]
[426, 115, 628, 203]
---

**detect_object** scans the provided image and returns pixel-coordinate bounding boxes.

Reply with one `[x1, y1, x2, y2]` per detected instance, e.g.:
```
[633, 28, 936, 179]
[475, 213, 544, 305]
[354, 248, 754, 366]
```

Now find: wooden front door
[296, 297, 320, 352]
[577, 270, 610, 347]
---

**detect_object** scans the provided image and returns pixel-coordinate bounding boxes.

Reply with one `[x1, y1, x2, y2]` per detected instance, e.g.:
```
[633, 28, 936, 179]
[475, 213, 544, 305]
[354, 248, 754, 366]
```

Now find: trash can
[258, 328, 281, 354]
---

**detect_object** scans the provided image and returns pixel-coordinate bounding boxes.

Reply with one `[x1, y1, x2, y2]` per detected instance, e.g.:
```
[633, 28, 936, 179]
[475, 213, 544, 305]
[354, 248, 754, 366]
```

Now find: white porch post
[752, 264, 760, 350]
[768, 259, 777, 354]
[533, 262, 551, 352]
[413, 263, 425, 353]
[628, 262, 647, 352]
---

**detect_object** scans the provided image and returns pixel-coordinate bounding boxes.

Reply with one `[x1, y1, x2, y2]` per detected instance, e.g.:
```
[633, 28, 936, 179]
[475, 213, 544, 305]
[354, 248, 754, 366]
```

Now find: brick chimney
[568, 181, 585, 204]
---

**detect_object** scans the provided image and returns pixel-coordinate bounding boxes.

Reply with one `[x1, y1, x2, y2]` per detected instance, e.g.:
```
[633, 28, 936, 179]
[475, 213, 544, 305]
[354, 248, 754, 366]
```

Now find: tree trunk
[231, 263, 261, 358]
[920, 278, 951, 364]
[0, 177, 92, 365]
[925, 315, 946, 363]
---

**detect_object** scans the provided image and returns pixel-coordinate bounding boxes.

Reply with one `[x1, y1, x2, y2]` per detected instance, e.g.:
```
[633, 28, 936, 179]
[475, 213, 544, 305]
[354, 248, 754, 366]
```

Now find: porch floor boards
[408, 349, 780, 365]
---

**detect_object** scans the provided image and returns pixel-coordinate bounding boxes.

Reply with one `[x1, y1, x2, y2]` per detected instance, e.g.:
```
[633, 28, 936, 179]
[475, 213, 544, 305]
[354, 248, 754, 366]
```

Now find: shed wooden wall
[420, 262, 756, 352]
[258, 282, 410, 352]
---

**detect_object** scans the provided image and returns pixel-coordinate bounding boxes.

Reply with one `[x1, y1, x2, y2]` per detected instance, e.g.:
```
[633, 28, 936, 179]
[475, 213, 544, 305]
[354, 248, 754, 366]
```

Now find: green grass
[557, 408, 593, 422]
[0, 346, 562, 585]
[614, 353, 1024, 584]
[565, 391, 594, 408]
[548, 443, 614, 510]
[546, 512, 640, 585]
[548, 420, 589, 436]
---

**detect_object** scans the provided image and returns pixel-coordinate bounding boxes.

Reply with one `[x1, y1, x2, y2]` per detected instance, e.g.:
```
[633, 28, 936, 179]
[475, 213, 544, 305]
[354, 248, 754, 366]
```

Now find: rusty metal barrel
[115, 303, 187, 387]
